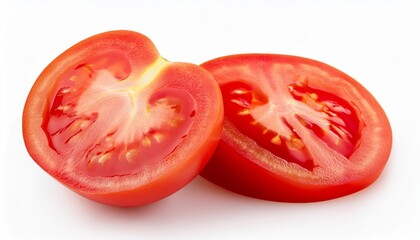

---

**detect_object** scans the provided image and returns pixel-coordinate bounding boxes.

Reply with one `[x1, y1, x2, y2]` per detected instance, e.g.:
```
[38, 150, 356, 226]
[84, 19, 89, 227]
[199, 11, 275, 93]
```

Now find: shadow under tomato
[73, 176, 268, 223]
[69, 158, 393, 238]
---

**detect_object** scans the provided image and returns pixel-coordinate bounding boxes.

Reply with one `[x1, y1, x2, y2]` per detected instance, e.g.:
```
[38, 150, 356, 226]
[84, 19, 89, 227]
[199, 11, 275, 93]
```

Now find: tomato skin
[23, 31, 223, 207]
[200, 54, 392, 202]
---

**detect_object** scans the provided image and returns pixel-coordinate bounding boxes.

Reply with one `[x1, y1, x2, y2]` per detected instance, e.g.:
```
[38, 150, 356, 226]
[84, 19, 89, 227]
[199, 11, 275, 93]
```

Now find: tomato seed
[152, 133, 164, 143]
[141, 137, 152, 147]
[231, 89, 249, 95]
[238, 109, 250, 116]
[230, 98, 250, 108]
[271, 135, 281, 145]
[125, 149, 139, 162]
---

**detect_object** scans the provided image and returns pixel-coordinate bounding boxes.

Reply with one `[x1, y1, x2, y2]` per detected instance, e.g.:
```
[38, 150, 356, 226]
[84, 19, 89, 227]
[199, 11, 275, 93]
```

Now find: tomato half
[23, 30, 223, 207]
[200, 54, 392, 202]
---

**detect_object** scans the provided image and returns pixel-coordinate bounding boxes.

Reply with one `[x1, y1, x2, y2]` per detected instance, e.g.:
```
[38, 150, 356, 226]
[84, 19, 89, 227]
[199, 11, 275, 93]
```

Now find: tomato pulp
[200, 54, 392, 202]
[23, 31, 223, 207]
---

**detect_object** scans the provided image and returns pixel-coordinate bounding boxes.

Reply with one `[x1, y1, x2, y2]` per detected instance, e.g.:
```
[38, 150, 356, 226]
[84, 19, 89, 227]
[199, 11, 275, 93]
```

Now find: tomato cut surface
[23, 31, 223, 207]
[200, 54, 392, 202]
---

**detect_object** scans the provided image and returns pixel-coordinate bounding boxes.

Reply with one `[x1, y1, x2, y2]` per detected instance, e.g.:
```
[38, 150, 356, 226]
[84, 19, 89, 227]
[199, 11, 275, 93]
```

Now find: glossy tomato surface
[200, 54, 392, 202]
[23, 30, 223, 207]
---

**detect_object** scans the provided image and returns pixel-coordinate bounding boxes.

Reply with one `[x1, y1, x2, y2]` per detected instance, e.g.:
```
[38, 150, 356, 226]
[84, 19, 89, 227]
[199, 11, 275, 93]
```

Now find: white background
[1, 0, 419, 239]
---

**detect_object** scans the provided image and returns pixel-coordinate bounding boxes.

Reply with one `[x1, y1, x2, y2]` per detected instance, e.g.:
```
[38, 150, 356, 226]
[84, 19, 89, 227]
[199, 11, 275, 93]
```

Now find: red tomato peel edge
[22, 30, 224, 207]
[199, 54, 392, 202]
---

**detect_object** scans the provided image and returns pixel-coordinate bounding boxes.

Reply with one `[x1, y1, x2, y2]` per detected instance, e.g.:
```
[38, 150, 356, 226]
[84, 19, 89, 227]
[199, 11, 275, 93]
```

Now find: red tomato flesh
[200, 54, 392, 202]
[23, 31, 223, 207]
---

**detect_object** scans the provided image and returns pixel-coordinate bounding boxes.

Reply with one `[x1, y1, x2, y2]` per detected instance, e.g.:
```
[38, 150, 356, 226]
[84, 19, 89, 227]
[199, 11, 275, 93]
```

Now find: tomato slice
[200, 54, 392, 202]
[23, 31, 223, 207]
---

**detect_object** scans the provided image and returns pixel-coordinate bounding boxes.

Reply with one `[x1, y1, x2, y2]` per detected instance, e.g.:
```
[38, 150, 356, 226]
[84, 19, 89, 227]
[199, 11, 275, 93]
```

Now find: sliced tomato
[200, 54, 392, 202]
[23, 30, 223, 207]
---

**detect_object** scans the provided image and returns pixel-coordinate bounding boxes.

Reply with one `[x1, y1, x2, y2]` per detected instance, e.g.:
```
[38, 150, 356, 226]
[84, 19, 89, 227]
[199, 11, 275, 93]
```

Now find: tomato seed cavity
[288, 78, 362, 158]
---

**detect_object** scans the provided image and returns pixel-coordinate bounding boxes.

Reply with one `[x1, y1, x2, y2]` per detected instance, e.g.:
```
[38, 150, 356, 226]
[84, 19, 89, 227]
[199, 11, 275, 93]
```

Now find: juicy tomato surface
[200, 54, 392, 202]
[23, 30, 223, 207]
